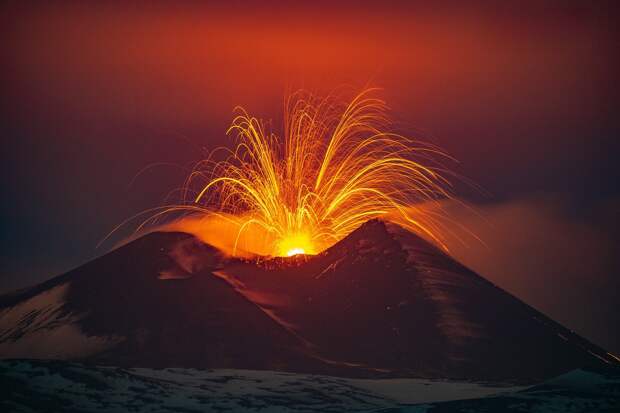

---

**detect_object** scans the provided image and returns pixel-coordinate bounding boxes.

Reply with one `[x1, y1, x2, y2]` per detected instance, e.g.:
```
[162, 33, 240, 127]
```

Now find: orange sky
[6, 3, 614, 128]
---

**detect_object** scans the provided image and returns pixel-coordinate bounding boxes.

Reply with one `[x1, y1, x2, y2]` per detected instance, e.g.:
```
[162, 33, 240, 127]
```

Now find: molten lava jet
[119, 88, 457, 257]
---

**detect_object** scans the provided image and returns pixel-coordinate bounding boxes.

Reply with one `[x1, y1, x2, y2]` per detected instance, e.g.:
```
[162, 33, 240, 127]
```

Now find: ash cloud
[440, 196, 620, 355]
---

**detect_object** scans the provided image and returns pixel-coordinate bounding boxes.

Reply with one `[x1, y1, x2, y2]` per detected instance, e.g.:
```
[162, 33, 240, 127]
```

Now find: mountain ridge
[0, 219, 616, 382]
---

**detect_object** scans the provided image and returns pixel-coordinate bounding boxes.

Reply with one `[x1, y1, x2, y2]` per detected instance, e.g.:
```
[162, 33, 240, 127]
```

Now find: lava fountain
[123, 89, 457, 257]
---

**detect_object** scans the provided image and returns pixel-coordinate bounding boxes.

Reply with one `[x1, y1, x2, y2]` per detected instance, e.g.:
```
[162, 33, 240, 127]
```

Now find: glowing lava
[126, 88, 456, 257]
[278, 233, 313, 257]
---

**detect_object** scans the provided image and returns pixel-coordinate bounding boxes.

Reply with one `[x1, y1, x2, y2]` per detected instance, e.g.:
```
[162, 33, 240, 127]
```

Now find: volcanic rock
[0, 220, 616, 382]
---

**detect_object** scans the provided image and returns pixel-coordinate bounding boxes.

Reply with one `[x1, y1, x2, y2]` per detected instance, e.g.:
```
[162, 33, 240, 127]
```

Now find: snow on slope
[2, 360, 618, 413]
[0, 360, 525, 413]
[0, 283, 122, 359]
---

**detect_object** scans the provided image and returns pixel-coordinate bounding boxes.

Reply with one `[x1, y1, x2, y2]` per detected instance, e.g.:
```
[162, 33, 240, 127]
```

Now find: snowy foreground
[1, 360, 618, 412]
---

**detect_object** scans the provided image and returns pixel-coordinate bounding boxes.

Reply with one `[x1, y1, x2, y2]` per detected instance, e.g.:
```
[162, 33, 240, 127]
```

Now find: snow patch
[0, 283, 123, 359]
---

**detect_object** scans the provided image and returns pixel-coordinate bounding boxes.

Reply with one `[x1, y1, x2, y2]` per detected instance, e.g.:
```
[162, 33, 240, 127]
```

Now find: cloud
[437, 195, 620, 355]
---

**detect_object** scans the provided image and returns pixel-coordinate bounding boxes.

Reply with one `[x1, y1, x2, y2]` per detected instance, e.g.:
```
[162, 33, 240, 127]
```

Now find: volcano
[0, 220, 616, 384]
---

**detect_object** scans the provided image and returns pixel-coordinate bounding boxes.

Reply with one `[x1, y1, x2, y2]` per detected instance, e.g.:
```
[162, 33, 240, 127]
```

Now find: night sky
[1, 2, 619, 353]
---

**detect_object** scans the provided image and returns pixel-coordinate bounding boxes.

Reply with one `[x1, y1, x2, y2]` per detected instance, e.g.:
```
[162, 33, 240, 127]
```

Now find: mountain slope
[208, 219, 618, 381]
[0, 220, 616, 382]
[0, 233, 323, 372]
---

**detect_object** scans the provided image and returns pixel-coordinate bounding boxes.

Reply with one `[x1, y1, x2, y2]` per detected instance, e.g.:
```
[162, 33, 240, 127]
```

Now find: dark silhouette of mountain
[0, 219, 616, 382]
[0, 233, 322, 373]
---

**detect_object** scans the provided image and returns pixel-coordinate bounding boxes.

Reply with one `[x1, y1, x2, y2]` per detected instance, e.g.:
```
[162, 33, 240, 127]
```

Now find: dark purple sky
[1, 2, 619, 353]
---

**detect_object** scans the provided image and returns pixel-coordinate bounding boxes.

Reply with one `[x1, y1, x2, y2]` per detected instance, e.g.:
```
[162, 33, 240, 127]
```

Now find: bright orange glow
[278, 233, 313, 257]
[122, 89, 456, 257]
